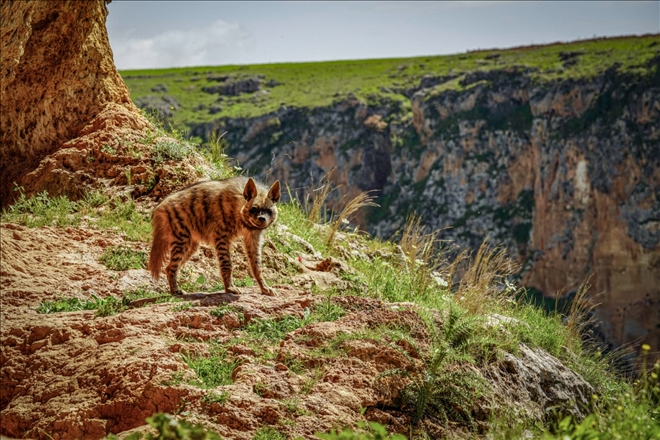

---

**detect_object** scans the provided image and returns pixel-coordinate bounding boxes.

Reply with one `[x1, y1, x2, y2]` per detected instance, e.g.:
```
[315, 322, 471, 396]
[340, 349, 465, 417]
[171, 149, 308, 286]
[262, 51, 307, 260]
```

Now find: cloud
[111, 20, 255, 70]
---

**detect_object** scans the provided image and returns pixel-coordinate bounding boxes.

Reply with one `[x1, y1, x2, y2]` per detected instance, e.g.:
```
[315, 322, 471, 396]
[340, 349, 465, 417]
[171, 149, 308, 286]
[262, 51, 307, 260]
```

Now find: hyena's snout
[258, 215, 268, 225]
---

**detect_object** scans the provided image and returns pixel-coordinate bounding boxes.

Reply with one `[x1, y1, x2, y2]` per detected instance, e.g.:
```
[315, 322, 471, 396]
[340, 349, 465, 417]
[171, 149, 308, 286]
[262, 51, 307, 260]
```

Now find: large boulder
[0, 0, 148, 206]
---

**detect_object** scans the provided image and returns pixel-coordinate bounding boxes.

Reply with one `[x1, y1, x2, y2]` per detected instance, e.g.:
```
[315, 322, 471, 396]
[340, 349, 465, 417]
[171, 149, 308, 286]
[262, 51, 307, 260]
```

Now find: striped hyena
[147, 176, 280, 296]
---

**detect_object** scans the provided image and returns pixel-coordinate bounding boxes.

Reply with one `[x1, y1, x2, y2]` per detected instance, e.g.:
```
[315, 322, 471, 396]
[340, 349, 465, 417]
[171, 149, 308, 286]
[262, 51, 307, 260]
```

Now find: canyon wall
[191, 59, 660, 355]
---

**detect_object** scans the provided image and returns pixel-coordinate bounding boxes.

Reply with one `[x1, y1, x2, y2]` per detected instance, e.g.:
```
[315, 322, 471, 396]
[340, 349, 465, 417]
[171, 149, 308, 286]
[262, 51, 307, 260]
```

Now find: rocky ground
[0, 221, 595, 439]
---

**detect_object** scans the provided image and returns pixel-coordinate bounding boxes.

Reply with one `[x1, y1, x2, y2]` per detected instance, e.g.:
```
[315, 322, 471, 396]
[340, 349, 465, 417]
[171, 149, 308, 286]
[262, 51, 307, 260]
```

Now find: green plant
[316, 421, 406, 440]
[36, 297, 99, 314]
[201, 391, 230, 405]
[36, 288, 171, 316]
[245, 315, 306, 341]
[210, 305, 244, 322]
[301, 367, 325, 395]
[182, 345, 239, 389]
[152, 139, 194, 164]
[99, 245, 147, 270]
[253, 381, 269, 397]
[380, 301, 491, 430]
[252, 426, 286, 440]
[234, 275, 254, 288]
[171, 302, 193, 312]
[161, 371, 186, 387]
[280, 397, 310, 416]
[94, 296, 125, 317]
[122, 413, 222, 440]
[101, 144, 116, 154]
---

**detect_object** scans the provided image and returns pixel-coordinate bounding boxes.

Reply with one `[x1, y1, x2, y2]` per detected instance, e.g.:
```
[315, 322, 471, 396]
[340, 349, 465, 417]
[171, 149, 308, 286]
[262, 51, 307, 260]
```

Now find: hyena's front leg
[243, 231, 275, 296]
[214, 235, 241, 295]
[166, 240, 199, 295]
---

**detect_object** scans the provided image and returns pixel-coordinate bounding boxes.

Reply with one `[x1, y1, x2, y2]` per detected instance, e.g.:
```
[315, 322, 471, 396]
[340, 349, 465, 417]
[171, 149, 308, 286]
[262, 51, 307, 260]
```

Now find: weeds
[304, 171, 337, 224]
[455, 240, 520, 315]
[252, 426, 286, 440]
[152, 139, 194, 164]
[182, 344, 239, 388]
[380, 301, 492, 431]
[245, 315, 306, 341]
[99, 245, 147, 270]
[201, 390, 230, 405]
[120, 413, 222, 440]
[301, 367, 325, 394]
[37, 287, 178, 316]
[210, 304, 244, 322]
[398, 213, 448, 299]
[326, 190, 379, 246]
[36, 297, 99, 314]
[202, 129, 234, 180]
[316, 421, 406, 440]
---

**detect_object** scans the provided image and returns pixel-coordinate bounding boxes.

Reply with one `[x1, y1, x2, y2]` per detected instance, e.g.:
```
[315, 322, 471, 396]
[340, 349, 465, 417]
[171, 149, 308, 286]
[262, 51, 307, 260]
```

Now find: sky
[106, 1, 660, 70]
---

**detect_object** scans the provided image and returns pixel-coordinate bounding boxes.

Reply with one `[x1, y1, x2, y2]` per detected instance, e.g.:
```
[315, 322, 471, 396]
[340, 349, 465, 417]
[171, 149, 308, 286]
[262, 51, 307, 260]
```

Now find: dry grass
[399, 213, 442, 295]
[304, 170, 336, 224]
[326, 190, 379, 246]
[565, 275, 599, 340]
[454, 240, 520, 315]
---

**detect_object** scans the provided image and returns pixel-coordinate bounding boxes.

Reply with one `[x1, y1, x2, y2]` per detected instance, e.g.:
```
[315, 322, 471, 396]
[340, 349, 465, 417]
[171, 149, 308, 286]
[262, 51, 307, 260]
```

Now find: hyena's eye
[249, 207, 259, 215]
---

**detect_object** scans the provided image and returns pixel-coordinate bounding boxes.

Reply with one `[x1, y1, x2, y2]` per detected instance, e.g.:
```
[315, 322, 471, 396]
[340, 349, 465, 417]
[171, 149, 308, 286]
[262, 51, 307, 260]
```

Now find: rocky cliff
[169, 41, 660, 358]
[0, 0, 149, 206]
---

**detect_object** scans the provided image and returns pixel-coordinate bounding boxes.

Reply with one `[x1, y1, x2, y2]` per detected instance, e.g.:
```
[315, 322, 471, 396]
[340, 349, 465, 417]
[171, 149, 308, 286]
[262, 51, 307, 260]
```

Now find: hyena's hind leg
[165, 240, 199, 295]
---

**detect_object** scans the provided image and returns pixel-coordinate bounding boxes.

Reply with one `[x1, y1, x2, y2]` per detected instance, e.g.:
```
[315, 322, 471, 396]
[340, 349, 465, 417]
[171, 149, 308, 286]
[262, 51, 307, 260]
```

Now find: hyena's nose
[258, 215, 267, 224]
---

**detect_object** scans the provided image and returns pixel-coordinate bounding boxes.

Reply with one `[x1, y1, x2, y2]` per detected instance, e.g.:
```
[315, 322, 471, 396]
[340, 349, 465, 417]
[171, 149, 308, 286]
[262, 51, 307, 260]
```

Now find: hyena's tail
[147, 209, 171, 280]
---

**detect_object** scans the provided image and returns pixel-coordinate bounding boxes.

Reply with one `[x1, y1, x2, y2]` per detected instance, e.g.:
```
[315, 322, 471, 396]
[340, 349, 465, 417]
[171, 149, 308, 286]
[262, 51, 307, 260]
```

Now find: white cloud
[111, 20, 255, 70]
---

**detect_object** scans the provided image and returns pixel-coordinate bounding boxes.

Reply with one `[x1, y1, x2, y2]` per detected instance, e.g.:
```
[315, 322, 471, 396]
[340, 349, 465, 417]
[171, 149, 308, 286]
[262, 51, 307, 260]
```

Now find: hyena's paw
[260, 286, 276, 297]
[172, 290, 186, 296]
[225, 285, 243, 295]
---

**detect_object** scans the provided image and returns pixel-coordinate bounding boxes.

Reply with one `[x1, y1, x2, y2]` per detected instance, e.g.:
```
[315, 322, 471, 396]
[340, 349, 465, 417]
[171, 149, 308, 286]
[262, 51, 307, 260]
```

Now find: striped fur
[147, 176, 280, 296]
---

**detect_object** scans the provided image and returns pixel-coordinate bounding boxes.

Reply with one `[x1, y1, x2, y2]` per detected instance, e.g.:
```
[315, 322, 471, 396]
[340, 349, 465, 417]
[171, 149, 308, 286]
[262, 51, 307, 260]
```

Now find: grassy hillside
[119, 34, 660, 125]
[2, 116, 658, 439]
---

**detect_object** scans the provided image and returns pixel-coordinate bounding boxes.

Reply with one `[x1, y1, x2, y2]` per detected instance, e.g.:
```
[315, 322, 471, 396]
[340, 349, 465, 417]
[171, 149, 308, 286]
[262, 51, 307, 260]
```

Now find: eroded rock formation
[0, 0, 145, 206]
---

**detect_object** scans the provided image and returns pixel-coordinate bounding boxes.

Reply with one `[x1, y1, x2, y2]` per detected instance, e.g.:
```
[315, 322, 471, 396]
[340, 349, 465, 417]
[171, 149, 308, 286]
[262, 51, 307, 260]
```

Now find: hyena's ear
[243, 178, 258, 201]
[268, 180, 281, 203]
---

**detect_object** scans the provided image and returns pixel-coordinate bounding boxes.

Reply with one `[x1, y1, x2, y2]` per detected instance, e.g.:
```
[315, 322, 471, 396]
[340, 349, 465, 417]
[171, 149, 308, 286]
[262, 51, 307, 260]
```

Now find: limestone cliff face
[0, 0, 143, 206]
[194, 59, 660, 355]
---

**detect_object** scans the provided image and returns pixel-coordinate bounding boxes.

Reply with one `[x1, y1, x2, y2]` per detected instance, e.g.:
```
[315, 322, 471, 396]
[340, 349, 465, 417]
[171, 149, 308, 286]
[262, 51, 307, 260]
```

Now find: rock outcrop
[0, 0, 146, 206]
[193, 54, 660, 357]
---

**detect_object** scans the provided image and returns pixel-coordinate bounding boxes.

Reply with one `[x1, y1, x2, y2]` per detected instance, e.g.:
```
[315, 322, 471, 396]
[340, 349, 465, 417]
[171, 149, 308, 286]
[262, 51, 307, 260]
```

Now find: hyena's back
[147, 177, 254, 280]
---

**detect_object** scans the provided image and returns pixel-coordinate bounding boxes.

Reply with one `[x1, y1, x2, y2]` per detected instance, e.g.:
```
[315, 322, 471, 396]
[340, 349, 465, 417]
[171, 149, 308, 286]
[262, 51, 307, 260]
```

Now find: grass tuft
[99, 245, 147, 271]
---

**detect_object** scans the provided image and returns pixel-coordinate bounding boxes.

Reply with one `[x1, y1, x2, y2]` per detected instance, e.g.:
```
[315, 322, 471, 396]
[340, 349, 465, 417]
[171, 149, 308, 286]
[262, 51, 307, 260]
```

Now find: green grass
[36, 287, 179, 317]
[209, 304, 244, 321]
[36, 297, 100, 314]
[117, 413, 222, 440]
[317, 422, 407, 440]
[252, 426, 286, 440]
[99, 245, 147, 270]
[201, 390, 230, 405]
[182, 344, 239, 389]
[1, 188, 152, 242]
[120, 35, 660, 124]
